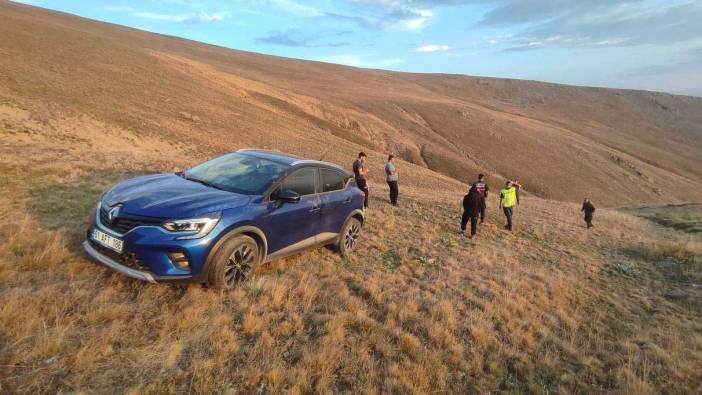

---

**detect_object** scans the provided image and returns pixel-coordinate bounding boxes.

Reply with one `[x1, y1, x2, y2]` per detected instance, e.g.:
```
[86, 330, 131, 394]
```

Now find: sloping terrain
[1, 132, 701, 393]
[0, 1, 701, 394]
[1, 1, 702, 206]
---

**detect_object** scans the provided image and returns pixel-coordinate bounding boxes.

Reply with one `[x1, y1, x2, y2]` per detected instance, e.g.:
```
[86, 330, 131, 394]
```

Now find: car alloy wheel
[207, 235, 259, 289]
[224, 243, 255, 286]
[343, 221, 360, 251]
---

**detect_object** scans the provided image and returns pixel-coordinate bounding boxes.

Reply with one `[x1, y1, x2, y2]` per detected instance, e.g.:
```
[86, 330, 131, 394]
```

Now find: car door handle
[309, 206, 321, 213]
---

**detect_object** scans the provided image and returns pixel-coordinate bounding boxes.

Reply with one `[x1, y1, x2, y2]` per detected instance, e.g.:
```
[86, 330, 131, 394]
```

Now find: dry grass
[1, 152, 701, 393]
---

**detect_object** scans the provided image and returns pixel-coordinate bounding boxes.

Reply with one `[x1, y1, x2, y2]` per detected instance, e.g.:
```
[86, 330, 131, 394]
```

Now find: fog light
[169, 252, 190, 270]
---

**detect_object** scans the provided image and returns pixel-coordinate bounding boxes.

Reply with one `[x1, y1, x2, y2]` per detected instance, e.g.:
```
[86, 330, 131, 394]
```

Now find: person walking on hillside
[385, 155, 399, 206]
[353, 152, 369, 208]
[460, 185, 484, 239]
[471, 173, 490, 223]
[582, 198, 596, 228]
[499, 180, 521, 231]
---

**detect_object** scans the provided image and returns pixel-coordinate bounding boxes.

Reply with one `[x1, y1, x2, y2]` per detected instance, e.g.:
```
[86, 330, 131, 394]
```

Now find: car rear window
[321, 168, 346, 192]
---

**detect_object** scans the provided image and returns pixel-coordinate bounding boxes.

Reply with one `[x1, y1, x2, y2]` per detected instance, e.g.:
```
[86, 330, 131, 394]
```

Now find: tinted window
[280, 168, 317, 196]
[321, 169, 346, 192]
[184, 153, 288, 195]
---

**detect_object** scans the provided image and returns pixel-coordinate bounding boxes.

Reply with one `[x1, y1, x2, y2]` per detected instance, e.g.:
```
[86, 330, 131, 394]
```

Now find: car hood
[102, 173, 252, 218]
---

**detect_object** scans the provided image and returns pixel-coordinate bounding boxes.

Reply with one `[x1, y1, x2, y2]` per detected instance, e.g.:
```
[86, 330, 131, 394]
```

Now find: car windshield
[183, 153, 288, 195]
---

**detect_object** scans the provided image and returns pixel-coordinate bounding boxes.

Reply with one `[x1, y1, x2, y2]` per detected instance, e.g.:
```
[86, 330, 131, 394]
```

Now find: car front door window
[280, 167, 317, 196]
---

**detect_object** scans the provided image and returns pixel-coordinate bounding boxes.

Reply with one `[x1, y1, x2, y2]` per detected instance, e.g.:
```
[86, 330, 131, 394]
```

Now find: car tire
[206, 235, 259, 289]
[337, 217, 362, 256]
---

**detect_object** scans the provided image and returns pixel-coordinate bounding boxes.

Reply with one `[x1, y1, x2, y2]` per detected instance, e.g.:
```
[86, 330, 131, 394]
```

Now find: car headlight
[162, 212, 221, 240]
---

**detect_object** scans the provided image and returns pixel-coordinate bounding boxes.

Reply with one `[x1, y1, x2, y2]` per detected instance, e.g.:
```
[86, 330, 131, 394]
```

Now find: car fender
[346, 208, 365, 225]
[202, 224, 269, 279]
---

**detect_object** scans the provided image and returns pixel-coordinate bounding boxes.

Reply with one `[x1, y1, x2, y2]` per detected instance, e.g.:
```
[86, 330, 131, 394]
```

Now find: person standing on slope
[353, 152, 369, 209]
[582, 198, 596, 228]
[471, 173, 490, 223]
[499, 180, 521, 231]
[385, 155, 399, 206]
[460, 185, 484, 239]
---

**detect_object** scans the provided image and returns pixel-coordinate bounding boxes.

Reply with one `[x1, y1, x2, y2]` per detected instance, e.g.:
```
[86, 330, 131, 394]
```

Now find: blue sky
[14, 0, 702, 96]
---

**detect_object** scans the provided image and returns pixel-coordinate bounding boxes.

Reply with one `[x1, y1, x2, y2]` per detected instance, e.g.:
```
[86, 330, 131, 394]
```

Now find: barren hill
[2, 1, 701, 206]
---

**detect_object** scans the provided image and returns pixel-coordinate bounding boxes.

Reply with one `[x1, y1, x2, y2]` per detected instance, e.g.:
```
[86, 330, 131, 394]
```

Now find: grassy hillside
[1, 131, 701, 393]
[1, 1, 701, 394]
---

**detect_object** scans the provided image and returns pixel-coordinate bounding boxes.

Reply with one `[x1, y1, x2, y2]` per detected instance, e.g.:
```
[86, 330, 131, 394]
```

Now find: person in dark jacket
[471, 173, 490, 223]
[460, 185, 484, 239]
[582, 198, 595, 228]
[352, 152, 369, 208]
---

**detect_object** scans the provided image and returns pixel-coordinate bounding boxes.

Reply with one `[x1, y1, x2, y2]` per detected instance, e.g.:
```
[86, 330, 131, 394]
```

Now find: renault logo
[108, 205, 122, 225]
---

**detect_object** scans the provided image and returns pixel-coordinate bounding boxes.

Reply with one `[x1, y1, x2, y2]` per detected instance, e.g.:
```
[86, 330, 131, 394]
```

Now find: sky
[13, 0, 702, 97]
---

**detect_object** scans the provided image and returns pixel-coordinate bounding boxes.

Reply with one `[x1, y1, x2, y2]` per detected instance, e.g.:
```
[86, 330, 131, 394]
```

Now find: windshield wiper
[183, 175, 224, 191]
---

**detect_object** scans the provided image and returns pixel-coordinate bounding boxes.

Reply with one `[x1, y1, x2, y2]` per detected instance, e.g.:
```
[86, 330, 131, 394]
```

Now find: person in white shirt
[385, 155, 399, 206]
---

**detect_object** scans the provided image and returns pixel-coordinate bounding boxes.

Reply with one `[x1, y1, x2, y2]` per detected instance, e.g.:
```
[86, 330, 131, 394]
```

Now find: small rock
[665, 289, 687, 300]
[283, 351, 290, 358]
[45, 356, 57, 364]
[178, 111, 200, 122]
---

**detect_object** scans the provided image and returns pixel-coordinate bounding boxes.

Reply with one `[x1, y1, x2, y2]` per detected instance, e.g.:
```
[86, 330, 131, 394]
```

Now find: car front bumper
[83, 240, 195, 283]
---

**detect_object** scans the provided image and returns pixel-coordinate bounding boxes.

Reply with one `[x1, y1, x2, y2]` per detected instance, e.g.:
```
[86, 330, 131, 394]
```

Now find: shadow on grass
[28, 169, 145, 248]
[629, 203, 702, 234]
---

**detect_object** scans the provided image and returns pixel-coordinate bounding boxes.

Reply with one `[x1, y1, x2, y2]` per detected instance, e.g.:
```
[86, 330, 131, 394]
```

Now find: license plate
[92, 229, 124, 253]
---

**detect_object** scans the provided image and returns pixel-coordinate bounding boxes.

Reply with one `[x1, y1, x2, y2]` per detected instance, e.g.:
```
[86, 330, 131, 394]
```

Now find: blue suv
[84, 149, 365, 289]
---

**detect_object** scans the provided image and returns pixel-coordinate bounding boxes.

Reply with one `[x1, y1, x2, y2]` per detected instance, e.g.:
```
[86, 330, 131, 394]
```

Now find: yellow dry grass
[1, 106, 701, 393]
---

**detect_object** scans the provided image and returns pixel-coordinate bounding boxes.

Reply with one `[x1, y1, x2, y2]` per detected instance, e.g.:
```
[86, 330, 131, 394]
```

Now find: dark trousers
[480, 200, 486, 222]
[585, 214, 593, 228]
[503, 206, 513, 230]
[356, 178, 369, 208]
[461, 212, 478, 236]
[387, 180, 398, 205]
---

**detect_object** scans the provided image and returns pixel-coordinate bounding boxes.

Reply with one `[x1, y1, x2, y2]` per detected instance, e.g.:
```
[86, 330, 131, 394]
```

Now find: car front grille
[99, 205, 162, 234]
[88, 239, 149, 271]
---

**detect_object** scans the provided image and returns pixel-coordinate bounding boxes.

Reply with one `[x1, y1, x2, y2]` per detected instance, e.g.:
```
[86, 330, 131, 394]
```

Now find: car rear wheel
[207, 235, 259, 289]
[337, 217, 362, 255]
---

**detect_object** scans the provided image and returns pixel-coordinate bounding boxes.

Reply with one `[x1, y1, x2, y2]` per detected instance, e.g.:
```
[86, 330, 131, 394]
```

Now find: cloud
[337, 1, 435, 31]
[416, 44, 450, 52]
[315, 54, 405, 68]
[105, 5, 135, 12]
[133, 12, 194, 22]
[624, 46, 702, 96]
[631, 46, 702, 77]
[199, 12, 225, 22]
[390, 8, 433, 30]
[114, 10, 228, 23]
[269, 0, 322, 17]
[502, 1, 702, 51]
[350, 1, 702, 49]
[255, 30, 350, 47]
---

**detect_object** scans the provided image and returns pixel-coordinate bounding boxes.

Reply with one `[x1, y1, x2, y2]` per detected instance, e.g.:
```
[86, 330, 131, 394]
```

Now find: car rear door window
[281, 168, 317, 196]
[321, 169, 346, 192]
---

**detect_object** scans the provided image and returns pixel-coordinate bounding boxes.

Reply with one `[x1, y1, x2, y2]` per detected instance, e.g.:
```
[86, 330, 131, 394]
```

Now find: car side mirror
[274, 189, 300, 204]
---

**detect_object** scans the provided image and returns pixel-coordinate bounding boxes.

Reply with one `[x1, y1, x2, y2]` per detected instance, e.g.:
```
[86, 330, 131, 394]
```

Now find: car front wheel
[207, 235, 259, 289]
[337, 217, 362, 255]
